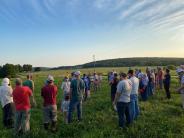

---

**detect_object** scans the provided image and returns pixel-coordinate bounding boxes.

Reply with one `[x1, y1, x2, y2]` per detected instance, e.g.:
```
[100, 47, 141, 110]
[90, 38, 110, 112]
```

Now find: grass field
[0, 67, 184, 138]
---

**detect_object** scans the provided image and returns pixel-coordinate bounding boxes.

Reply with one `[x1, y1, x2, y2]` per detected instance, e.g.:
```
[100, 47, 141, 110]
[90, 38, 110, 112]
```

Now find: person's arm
[29, 89, 36, 108]
[177, 84, 184, 93]
[113, 82, 122, 105]
[113, 92, 121, 105]
[31, 80, 35, 92]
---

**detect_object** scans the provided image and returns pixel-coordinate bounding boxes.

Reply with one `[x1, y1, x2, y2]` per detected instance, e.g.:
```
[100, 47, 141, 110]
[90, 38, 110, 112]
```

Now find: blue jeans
[117, 102, 131, 128]
[68, 99, 82, 123]
[130, 94, 140, 121]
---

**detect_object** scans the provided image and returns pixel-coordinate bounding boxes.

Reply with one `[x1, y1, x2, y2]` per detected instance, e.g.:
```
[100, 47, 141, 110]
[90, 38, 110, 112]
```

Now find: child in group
[61, 77, 71, 99]
[61, 95, 70, 124]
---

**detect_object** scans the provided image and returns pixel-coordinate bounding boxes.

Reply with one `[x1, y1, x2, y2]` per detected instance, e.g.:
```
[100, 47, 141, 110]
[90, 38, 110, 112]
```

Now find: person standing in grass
[23, 74, 36, 106]
[13, 78, 35, 135]
[41, 75, 58, 132]
[139, 74, 149, 101]
[68, 71, 85, 123]
[61, 76, 71, 99]
[113, 73, 132, 128]
[61, 95, 70, 124]
[163, 69, 171, 99]
[158, 67, 164, 89]
[177, 67, 184, 109]
[110, 73, 119, 102]
[146, 68, 154, 96]
[82, 74, 90, 101]
[0, 78, 14, 128]
[128, 70, 140, 121]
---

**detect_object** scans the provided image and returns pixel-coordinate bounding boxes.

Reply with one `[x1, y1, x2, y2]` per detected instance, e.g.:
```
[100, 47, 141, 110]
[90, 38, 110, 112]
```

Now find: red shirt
[13, 86, 32, 111]
[41, 84, 57, 107]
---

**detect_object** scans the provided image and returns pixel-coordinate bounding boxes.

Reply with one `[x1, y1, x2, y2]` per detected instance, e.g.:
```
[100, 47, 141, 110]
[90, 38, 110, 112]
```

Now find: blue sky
[0, 0, 184, 67]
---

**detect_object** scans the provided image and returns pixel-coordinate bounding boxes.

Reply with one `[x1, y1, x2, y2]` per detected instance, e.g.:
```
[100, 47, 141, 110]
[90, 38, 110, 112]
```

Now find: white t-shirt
[0, 85, 13, 108]
[129, 76, 139, 95]
[117, 79, 132, 103]
[61, 81, 71, 93]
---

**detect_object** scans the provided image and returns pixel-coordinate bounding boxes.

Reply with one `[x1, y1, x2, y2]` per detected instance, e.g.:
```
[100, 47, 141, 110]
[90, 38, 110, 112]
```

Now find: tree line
[0, 64, 32, 78]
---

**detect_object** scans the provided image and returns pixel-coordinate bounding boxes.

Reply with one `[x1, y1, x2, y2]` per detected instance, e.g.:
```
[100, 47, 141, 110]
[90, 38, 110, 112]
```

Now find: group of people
[109, 66, 184, 128]
[1, 65, 184, 134]
[0, 71, 88, 135]
[110, 70, 140, 128]
[0, 70, 105, 135]
[0, 75, 35, 134]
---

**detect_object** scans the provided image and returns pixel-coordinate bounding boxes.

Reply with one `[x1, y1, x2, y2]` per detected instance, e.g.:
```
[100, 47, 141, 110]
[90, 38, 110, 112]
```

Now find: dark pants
[117, 102, 131, 128]
[164, 84, 171, 99]
[68, 99, 82, 123]
[2, 103, 14, 128]
[141, 88, 148, 101]
[111, 92, 116, 102]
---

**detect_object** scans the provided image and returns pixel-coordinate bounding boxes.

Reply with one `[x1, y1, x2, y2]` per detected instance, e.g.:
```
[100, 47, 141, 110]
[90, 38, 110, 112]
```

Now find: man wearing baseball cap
[68, 71, 85, 123]
[41, 75, 58, 132]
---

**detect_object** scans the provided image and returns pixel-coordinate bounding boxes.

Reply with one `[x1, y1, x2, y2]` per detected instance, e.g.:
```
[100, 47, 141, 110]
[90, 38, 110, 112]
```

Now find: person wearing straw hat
[0, 78, 14, 128]
[68, 71, 85, 123]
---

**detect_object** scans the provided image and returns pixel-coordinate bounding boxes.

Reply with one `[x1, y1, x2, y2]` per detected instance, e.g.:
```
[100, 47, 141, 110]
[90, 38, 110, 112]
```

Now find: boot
[44, 123, 49, 130]
[51, 121, 57, 133]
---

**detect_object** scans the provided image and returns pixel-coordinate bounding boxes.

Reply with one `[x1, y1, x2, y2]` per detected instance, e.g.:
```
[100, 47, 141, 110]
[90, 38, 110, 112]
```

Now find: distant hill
[82, 57, 184, 68]
[53, 57, 184, 70]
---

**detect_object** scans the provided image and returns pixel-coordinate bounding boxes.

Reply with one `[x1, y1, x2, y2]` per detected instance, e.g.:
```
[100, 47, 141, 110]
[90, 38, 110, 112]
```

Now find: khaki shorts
[43, 105, 57, 123]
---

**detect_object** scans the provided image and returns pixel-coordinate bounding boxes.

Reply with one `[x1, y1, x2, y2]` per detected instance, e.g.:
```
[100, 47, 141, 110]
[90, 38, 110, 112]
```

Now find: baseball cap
[75, 71, 81, 76]
[47, 75, 54, 81]
[2, 78, 10, 85]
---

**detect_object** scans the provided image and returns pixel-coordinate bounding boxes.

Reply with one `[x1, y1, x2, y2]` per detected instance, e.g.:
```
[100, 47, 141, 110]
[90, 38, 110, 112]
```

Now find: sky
[0, 0, 184, 67]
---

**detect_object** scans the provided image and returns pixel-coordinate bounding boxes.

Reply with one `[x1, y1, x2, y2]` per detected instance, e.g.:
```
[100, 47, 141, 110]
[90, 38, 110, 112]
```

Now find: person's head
[120, 72, 127, 80]
[65, 95, 70, 101]
[27, 74, 32, 80]
[47, 75, 54, 84]
[166, 69, 170, 74]
[75, 71, 81, 79]
[64, 76, 69, 81]
[15, 78, 22, 86]
[114, 73, 118, 78]
[83, 74, 86, 77]
[2, 78, 10, 86]
[128, 70, 134, 77]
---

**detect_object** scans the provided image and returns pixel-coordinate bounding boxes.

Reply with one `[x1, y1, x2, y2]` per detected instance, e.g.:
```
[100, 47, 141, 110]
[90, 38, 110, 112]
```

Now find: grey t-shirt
[117, 79, 132, 103]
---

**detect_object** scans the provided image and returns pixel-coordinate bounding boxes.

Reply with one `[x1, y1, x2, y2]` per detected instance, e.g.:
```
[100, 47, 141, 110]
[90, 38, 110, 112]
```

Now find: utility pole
[93, 55, 96, 73]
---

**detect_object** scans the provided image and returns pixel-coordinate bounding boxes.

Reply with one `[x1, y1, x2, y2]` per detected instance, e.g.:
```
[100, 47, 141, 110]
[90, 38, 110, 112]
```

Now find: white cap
[47, 75, 54, 81]
[2, 78, 10, 85]
[75, 71, 81, 76]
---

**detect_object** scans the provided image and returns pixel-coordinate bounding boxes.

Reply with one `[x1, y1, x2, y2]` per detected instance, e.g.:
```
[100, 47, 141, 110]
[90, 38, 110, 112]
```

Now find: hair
[114, 73, 118, 77]
[27, 74, 32, 79]
[128, 70, 134, 75]
[15, 78, 22, 86]
[166, 69, 170, 73]
[120, 72, 127, 78]
[65, 95, 70, 101]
